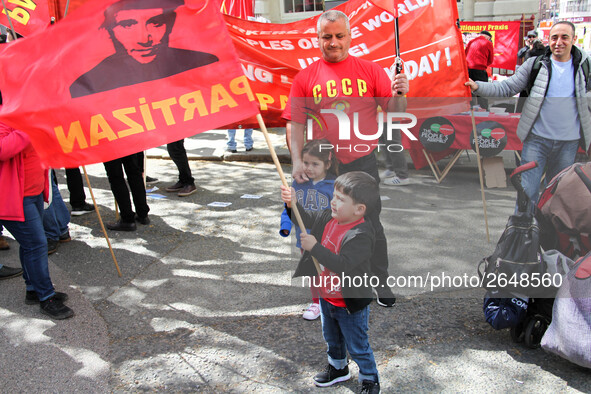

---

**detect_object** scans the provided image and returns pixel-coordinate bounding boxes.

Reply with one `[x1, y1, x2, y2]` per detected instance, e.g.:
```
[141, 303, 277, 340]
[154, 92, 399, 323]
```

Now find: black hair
[301, 138, 339, 176]
[334, 171, 379, 213]
[551, 21, 576, 36]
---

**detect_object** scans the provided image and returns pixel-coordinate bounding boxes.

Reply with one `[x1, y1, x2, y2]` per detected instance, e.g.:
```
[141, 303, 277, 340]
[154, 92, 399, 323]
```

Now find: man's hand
[300, 233, 318, 251]
[292, 160, 309, 183]
[465, 78, 478, 92]
[391, 72, 409, 96]
[280, 184, 295, 207]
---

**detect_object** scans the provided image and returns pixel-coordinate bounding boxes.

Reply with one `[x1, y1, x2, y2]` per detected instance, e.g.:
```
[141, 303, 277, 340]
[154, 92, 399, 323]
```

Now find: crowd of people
[2, 6, 590, 392]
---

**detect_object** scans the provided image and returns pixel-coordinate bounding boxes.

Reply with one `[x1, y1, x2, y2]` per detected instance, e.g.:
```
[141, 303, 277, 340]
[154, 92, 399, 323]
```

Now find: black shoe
[59, 230, 71, 243]
[26, 290, 68, 305]
[246, 147, 253, 152]
[226, 149, 237, 154]
[135, 214, 150, 225]
[40, 295, 74, 320]
[314, 364, 351, 387]
[71, 202, 95, 216]
[145, 176, 158, 185]
[360, 380, 380, 394]
[0, 235, 9, 250]
[0, 265, 23, 280]
[106, 220, 137, 231]
[165, 181, 184, 192]
[47, 238, 58, 255]
[178, 184, 197, 197]
[373, 286, 396, 307]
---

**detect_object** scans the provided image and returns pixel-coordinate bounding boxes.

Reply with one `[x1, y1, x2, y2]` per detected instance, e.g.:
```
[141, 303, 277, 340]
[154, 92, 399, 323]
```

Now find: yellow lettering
[357, 79, 367, 96]
[9, 0, 37, 10]
[113, 107, 144, 138]
[179, 90, 208, 120]
[256, 93, 274, 111]
[327, 80, 337, 97]
[313, 85, 322, 104]
[152, 97, 177, 126]
[210, 84, 238, 114]
[342, 78, 352, 95]
[280, 94, 288, 110]
[89, 114, 117, 146]
[2, 7, 30, 25]
[230, 75, 255, 101]
[53, 121, 88, 154]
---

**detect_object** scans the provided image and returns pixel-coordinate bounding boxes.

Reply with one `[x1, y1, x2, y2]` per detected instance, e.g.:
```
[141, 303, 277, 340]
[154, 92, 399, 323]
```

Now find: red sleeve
[0, 123, 31, 161]
[487, 41, 494, 66]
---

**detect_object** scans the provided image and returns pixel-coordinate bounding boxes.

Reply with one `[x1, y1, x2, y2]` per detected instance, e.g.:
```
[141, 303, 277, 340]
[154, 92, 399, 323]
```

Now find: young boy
[281, 171, 381, 394]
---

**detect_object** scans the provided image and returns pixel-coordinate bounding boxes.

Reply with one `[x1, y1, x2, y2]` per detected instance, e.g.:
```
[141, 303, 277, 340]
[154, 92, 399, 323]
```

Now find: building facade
[457, 0, 539, 21]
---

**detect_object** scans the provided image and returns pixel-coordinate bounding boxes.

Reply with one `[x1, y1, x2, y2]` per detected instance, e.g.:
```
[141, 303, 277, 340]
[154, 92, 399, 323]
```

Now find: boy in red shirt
[281, 171, 380, 394]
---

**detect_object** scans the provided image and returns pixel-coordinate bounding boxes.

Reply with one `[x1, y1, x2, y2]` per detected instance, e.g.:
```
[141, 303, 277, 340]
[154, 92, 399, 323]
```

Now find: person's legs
[43, 172, 70, 240]
[167, 139, 195, 186]
[244, 128, 254, 150]
[65, 167, 86, 207]
[226, 129, 237, 152]
[104, 159, 135, 223]
[122, 154, 150, 220]
[547, 139, 579, 182]
[468, 68, 489, 109]
[519, 134, 551, 209]
[388, 128, 409, 179]
[1, 194, 55, 300]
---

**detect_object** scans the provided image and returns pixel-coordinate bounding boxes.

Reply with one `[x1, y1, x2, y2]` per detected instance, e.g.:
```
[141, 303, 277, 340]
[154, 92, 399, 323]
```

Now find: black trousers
[468, 68, 489, 110]
[339, 153, 390, 282]
[65, 167, 86, 207]
[167, 139, 194, 186]
[104, 153, 149, 223]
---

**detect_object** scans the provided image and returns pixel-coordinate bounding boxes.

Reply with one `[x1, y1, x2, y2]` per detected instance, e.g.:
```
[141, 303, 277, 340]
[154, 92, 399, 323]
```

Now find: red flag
[460, 21, 520, 70]
[367, 0, 398, 17]
[0, 0, 52, 36]
[0, 0, 259, 168]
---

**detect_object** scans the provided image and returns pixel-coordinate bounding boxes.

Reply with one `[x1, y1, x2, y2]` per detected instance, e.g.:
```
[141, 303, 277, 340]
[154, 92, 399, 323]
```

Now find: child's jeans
[319, 298, 379, 383]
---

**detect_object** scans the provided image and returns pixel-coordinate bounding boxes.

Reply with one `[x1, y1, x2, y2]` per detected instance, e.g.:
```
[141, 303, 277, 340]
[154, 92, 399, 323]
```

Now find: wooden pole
[255, 113, 322, 275]
[82, 166, 122, 277]
[470, 109, 491, 242]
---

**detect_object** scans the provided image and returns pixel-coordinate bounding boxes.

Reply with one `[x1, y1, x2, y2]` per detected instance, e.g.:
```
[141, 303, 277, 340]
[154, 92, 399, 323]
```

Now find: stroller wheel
[524, 315, 549, 349]
[510, 322, 525, 343]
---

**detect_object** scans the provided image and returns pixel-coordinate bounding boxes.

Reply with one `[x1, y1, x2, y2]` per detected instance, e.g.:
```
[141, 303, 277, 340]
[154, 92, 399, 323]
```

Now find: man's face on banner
[112, 8, 169, 64]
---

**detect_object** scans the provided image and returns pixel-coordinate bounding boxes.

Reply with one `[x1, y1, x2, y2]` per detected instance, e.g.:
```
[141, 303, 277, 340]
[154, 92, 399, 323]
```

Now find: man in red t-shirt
[465, 30, 494, 109]
[282, 9, 409, 308]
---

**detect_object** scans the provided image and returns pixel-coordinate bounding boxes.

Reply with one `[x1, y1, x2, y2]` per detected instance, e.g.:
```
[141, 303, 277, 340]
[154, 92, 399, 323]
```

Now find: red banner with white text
[0, 0, 51, 36]
[225, 0, 471, 128]
[460, 21, 520, 70]
[0, 0, 259, 168]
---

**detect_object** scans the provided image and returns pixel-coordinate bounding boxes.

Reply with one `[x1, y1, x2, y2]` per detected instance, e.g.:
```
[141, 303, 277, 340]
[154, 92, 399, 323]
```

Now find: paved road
[1, 130, 589, 392]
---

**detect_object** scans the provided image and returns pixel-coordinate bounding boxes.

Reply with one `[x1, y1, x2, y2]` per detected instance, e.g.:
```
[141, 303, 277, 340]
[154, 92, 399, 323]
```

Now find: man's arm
[465, 56, 536, 97]
[288, 120, 309, 183]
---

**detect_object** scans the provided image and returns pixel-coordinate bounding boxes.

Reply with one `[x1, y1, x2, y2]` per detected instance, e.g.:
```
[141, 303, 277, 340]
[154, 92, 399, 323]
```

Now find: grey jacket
[475, 46, 591, 153]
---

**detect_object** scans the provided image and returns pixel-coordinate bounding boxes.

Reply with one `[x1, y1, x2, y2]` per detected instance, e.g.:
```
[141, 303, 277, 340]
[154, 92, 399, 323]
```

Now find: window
[284, 0, 323, 13]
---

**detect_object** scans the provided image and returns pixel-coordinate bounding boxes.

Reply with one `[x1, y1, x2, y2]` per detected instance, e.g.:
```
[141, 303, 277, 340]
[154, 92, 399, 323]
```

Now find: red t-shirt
[318, 217, 365, 307]
[282, 56, 392, 164]
[465, 36, 494, 70]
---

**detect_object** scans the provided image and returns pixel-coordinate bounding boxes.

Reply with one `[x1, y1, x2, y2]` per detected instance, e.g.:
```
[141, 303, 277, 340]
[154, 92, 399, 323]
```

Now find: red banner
[0, 0, 259, 168]
[218, 0, 252, 19]
[225, 0, 470, 128]
[460, 21, 520, 70]
[0, 0, 51, 36]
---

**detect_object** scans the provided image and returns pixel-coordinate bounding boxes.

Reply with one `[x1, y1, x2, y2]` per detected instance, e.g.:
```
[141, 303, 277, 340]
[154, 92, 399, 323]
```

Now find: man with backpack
[466, 21, 591, 209]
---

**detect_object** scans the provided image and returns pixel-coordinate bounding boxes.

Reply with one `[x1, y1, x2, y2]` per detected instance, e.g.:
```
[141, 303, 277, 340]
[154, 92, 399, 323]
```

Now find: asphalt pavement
[1, 128, 590, 393]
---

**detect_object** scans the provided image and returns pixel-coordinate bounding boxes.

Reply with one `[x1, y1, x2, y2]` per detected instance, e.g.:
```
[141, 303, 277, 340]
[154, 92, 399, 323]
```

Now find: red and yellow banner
[460, 21, 520, 70]
[0, 0, 258, 168]
[0, 0, 51, 36]
[225, 0, 470, 128]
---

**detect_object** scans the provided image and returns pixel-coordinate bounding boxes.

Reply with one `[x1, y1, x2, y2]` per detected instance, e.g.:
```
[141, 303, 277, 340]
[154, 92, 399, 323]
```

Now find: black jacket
[288, 203, 375, 313]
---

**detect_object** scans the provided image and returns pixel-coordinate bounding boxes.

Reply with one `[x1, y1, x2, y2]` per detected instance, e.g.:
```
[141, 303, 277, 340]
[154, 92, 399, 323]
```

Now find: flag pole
[470, 109, 491, 242]
[255, 113, 322, 275]
[82, 165, 123, 276]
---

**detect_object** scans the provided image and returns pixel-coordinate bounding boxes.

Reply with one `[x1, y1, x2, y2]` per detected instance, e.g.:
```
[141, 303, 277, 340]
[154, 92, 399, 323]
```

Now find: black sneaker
[47, 238, 58, 255]
[0, 265, 22, 280]
[26, 291, 68, 305]
[165, 181, 184, 192]
[226, 149, 238, 154]
[40, 295, 74, 320]
[373, 286, 396, 307]
[360, 380, 380, 394]
[314, 364, 351, 387]
[145, 176, 158, 185]
[71, 202, 95, 216]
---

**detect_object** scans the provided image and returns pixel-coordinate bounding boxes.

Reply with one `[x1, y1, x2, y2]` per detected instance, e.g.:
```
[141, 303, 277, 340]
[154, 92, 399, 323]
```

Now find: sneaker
[165, 181, 184, 192]
[26, 290, 68, 305]
[302, 303, 321, 320]
[145, 176, 158, 185]
[71, 202, 95, 216]
[360, 380, 380, 394]
[0, 265, 22, 280]
[178, 184, 197, 197]
[384, 176, 410, 186]
[0, 235, 9, 250]
[373, 286, 396, 307]
[59, 231, 71, 243]
[383, 169, 396, 178]
[226, 149, 238, 154]
[40, 295, 74, 320]
[383, 176, 410, 186]
[314, 364, 351, 387]
[47, 238, 59, 255]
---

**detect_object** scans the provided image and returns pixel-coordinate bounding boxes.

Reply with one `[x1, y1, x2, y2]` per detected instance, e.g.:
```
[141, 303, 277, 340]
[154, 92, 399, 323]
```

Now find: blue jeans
[520, 134, 579, 210]
[227, 129, 253, 150]
[0, 194, 55, 301]
[43, 173, 70, 240]
[319, 298, 379, 383]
